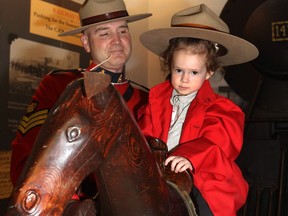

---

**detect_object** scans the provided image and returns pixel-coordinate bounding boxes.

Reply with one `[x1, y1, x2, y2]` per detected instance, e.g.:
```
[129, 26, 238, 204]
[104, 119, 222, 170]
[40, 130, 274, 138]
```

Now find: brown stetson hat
[60, 0, 152, 36]
[140, 4, 259, 66]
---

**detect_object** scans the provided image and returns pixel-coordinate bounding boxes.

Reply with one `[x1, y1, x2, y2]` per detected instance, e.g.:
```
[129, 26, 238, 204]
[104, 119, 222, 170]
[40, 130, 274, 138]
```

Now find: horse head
[7, 73, 196, 216]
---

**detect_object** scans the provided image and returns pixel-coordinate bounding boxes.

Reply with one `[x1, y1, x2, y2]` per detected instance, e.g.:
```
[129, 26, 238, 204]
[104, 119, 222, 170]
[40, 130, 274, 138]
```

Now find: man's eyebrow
[95, 26, 109, 32]
[119, 25, 129, 29]
[94, 25, 128, 32]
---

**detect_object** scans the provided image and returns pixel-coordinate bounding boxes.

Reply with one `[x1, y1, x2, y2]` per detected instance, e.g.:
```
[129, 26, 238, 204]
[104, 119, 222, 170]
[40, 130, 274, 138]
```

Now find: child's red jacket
[138, 80, 248, 216]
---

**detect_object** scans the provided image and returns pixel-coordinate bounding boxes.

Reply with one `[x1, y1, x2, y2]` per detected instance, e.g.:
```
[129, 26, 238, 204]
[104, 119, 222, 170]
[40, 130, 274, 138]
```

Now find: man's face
[81, 20, 132, 72]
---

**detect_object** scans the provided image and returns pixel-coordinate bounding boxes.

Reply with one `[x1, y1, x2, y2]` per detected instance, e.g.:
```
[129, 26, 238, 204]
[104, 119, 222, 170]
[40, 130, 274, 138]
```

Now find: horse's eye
[67, 126, 81, 142]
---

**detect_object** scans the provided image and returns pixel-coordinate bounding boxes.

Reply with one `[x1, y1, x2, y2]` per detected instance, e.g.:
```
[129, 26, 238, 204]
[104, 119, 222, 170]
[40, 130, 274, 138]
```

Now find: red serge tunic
[10, 63, 148, 186]
[138, 80, 248, 216]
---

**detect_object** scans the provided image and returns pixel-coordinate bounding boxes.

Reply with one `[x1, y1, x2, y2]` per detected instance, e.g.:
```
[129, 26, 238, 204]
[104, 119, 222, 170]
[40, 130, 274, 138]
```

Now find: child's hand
[165, 156, 193, 173]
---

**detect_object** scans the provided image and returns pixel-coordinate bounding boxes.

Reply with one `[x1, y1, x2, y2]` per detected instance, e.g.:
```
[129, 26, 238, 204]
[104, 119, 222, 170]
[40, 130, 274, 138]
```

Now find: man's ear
[81, 35, 90, 53]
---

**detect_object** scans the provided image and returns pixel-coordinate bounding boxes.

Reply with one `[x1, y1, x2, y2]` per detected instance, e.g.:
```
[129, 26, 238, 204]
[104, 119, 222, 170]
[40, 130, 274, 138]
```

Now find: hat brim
[59, 13, 152, 36]
[140, 27, 259, 66]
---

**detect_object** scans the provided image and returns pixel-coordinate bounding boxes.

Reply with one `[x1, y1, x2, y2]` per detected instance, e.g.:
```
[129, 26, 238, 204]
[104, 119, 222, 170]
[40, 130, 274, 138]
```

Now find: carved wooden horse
[6, 73, 196, 216]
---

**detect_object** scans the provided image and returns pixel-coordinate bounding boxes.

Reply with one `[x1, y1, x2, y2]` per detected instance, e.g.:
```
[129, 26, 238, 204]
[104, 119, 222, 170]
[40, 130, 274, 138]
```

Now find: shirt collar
[170, 89, 197, 106]
[87, 63, 124, 83]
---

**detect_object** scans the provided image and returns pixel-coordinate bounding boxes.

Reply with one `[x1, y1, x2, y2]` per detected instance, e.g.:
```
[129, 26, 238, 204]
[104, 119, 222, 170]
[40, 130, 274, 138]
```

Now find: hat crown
[140, 4, 258, 66]
[171, 4, 229, 33]
[59, 0, 151, 36]
[80, 0, 127, 20]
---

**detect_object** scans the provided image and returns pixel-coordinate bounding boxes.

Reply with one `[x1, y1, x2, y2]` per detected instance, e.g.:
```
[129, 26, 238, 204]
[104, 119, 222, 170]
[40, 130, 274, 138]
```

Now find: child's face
[171, 49, 212, 95]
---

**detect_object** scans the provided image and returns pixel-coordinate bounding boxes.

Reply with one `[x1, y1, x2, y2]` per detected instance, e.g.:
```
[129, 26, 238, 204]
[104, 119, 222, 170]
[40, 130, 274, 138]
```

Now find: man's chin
[111, 57, 128, 65]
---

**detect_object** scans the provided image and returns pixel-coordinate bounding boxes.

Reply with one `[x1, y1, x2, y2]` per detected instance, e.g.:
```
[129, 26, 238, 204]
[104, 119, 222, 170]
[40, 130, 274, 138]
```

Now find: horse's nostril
[22, 190, 39, 213]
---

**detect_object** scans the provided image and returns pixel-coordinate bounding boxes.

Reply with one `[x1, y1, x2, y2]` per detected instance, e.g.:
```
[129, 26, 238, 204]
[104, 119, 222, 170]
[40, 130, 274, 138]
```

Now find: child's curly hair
[160, 37, 222, 78]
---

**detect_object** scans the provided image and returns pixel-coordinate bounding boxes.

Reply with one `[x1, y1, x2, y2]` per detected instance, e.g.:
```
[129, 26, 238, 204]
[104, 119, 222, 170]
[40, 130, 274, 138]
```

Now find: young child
[138, 4, 258, 216]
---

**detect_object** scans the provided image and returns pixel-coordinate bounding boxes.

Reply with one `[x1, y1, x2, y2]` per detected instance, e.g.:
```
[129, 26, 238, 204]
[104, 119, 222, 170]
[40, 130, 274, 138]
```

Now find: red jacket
[10, 63, 148, 187]
[138, 80, 248, 216]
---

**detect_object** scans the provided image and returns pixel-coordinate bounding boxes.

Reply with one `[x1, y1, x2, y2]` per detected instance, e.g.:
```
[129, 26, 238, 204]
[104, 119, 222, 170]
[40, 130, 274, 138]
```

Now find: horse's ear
[84, 72, 111, 98]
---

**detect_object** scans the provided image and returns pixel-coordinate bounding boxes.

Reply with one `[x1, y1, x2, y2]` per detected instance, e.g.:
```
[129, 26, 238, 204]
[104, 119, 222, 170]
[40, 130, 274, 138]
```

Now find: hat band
[172, 24, 228, 56]
[172, 24, 218, 31]
[82, 10, 129, 26]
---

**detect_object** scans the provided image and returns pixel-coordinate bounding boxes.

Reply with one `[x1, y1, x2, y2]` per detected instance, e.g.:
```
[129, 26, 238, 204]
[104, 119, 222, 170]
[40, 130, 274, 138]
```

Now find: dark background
[220, 0, 288, 215]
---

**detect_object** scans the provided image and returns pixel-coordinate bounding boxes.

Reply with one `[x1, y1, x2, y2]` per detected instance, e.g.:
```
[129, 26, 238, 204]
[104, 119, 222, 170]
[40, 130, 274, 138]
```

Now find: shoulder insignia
[18, 109, 49, 135]
[26, 101, 38, 113]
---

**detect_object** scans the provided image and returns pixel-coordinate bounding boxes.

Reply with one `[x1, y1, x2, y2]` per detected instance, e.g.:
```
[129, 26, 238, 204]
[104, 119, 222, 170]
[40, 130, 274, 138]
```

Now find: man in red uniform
[10, 0, 151, 214]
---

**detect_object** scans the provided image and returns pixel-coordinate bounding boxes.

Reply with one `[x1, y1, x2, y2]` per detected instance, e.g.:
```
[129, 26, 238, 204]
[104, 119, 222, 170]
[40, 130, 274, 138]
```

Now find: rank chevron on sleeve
[18, 109, 49, 134]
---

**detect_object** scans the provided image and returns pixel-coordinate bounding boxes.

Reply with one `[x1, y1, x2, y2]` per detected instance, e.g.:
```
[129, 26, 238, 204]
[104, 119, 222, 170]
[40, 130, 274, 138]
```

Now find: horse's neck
[94, 128, 172, 216]
[96, 168, 171, 216]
